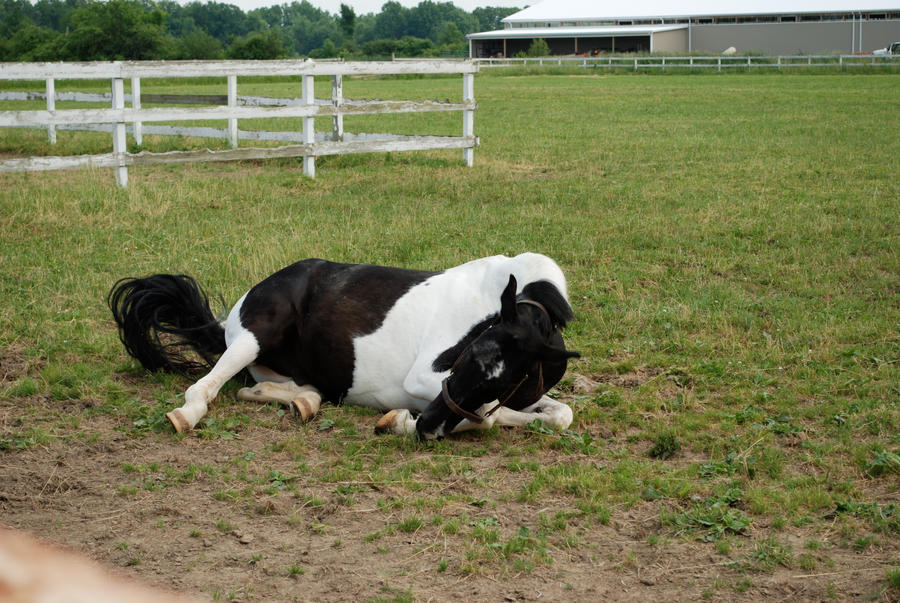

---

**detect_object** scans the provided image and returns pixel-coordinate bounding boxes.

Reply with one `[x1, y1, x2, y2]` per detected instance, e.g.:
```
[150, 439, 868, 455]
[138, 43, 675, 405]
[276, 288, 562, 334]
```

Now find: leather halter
[440, 299, 550, 424]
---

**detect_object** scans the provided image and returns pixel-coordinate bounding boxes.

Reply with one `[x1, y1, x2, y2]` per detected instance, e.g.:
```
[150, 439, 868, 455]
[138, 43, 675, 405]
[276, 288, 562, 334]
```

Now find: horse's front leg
[374, 403, 501, 436]
[374, 409, 419, 435]
[489, 396, 573, 430]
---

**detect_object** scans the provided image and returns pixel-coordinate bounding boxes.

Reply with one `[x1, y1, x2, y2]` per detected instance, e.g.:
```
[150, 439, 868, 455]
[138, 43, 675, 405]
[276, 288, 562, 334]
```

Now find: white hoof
[374, 409, 416, 435]
[166, 409, 193, 433]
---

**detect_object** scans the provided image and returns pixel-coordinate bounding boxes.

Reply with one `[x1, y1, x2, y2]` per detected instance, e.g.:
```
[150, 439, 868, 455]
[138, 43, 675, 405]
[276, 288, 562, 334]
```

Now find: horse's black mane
[519, 280, 574, 329]
[431, 279, 572, 373]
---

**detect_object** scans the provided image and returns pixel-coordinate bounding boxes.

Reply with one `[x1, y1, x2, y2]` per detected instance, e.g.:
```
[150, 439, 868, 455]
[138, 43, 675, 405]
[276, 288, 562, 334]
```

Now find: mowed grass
[1, 72, 899, 592]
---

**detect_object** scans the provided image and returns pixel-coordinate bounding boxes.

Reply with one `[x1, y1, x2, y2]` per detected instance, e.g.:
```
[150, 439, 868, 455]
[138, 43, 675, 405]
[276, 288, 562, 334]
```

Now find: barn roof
[503, 0, 900, 23]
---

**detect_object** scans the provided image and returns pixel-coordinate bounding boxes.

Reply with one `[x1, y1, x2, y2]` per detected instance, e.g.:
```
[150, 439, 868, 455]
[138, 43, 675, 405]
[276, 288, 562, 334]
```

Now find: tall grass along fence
[477, 54, 900, 72]
[0, 59, 479, 187]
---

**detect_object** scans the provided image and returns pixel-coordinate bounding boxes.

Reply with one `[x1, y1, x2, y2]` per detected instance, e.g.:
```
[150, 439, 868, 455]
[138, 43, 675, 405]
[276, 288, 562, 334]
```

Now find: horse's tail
[107, 274, 227, 378]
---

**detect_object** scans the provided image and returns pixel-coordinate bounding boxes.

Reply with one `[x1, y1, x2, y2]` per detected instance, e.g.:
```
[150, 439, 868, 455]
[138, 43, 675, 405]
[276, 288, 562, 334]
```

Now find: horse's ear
[539, 344, 580, 362]
[500, 274, 518, 323]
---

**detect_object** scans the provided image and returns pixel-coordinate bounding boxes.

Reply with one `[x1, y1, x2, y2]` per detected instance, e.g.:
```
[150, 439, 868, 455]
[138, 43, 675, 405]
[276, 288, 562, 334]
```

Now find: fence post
[302, 74, 315, 178]
[111, 77, 128, 188]
[45, 77, 56, 144]
[462, 71, 474, 167]
[331, 74, 343, 142]
[131, 76, 142, 147]
[227, 74, 238, 148]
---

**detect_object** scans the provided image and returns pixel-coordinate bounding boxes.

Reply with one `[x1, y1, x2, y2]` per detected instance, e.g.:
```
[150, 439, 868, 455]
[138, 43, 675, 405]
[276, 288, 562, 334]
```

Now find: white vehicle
[873, 42, 900, 55]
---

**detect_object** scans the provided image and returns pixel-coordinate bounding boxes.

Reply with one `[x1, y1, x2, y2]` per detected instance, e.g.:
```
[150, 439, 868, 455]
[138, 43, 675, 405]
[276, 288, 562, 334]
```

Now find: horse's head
[416, 274, 579, 440]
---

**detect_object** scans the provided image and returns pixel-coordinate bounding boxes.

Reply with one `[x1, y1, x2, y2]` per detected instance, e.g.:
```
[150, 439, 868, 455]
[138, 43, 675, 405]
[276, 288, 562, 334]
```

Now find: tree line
[0, 0, 519, 61]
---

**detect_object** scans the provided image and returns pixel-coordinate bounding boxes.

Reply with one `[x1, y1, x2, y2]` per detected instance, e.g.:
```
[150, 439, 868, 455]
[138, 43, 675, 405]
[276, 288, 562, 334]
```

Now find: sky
[219, 0, 526, 17]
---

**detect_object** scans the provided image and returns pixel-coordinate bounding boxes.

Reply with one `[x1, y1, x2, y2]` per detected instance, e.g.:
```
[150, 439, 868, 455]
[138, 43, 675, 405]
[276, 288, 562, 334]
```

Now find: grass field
[1, 72, 899, 601]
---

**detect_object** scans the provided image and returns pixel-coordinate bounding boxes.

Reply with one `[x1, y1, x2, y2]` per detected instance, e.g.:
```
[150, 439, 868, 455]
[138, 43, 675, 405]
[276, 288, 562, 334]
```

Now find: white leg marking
[448, 403, 500, 434]
[248, 365, 292, 384]
[481, 396, 573, 431]
[374, 409, 419, 435]
[166, 332, 260, 432]
[237, 380, 322, 422]
[375, 398, 573, 438]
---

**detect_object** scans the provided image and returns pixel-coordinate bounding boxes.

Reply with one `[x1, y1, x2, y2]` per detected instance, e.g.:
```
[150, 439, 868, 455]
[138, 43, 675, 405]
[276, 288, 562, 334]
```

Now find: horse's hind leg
[237, 379, 322, 422]
[166, 332, 260, 432]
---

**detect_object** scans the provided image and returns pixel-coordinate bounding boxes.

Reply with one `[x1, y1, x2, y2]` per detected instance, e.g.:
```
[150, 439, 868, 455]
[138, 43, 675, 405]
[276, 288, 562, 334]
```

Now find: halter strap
[441, 300, 551, 424]
[515, 299, 551, 325]
[441, 377, 486, 423]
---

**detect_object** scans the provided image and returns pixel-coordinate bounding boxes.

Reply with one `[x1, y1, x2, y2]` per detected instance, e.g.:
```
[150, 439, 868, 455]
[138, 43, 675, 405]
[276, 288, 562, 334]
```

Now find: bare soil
[1, 348, 897, 602]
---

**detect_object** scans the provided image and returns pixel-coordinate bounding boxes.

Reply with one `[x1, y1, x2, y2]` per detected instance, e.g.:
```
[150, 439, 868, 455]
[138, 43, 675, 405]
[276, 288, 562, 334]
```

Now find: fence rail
[475, 54, 900, 71]
[0, 59, 479, 187]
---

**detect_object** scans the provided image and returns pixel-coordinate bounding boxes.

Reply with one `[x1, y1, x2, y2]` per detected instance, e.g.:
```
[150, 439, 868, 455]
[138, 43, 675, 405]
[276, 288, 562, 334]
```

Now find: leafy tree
[339, 3, 355, 36]
[32, 0, 86, 32]
[396, 35, 437, 56]
[526, 38, 550, 57]
[309, 37, 338, 58]
[275, 0, 343, 55]
[362, 35, 436, 58]
[1, 21, 62, 61]
[0, 0, 34, 38]
[472, 6, 519, 32]
[407, 0, 476, 42]
[436, 21, 463, 47]
[373, 1, 407, 40]
[351, 12, 376, 44]
[0, 0, 513, 61]
[175, 30, 224, 59]
[226, 28, 286, 59]
[63, 0, 171, 60]
[252, 4, 286, 28]
[361, 37, 397, 58]
[183, 1, 258, 44]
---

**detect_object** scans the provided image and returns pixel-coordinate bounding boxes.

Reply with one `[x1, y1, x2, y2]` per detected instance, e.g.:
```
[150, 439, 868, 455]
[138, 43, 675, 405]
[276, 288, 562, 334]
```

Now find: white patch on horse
[348, 253, 568, 412]
[424, 421, 446, 440]
[474, 340, 504, 379]
[484, 360, 504, 379]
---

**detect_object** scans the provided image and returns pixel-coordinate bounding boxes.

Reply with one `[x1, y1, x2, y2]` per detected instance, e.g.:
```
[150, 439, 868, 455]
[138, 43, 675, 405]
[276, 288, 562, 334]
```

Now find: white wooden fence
[0, 60, 479, 187]
[476, 54, 900, 71]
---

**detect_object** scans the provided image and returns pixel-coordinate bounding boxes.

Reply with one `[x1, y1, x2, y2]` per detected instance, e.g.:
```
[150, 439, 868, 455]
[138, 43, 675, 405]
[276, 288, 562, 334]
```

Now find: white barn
[467, 0, 900, 57]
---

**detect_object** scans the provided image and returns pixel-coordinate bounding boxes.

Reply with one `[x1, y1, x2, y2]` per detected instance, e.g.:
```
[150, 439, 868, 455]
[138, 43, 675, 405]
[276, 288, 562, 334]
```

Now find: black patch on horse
[239, 259, 438, 402]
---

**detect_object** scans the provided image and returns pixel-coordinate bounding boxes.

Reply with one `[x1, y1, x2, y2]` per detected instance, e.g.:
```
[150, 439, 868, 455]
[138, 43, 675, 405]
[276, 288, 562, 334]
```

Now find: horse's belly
[344, 386, 428, 412]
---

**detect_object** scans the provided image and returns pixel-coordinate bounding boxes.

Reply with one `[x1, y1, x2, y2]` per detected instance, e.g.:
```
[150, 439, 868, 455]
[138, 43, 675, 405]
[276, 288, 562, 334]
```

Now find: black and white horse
[108, 253, 579, 440]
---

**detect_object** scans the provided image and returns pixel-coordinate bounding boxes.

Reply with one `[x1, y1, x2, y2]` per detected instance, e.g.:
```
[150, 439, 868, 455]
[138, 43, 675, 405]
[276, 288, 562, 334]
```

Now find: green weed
[664, 489, 750, 541]
[649, 432, 682, 460]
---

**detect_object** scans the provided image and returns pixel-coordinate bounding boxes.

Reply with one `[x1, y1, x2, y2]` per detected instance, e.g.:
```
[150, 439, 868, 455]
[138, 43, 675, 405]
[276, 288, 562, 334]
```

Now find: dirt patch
[591, 366, 666, 389]
[1, 373, 898, 602]
[0, 343, 41, 385]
